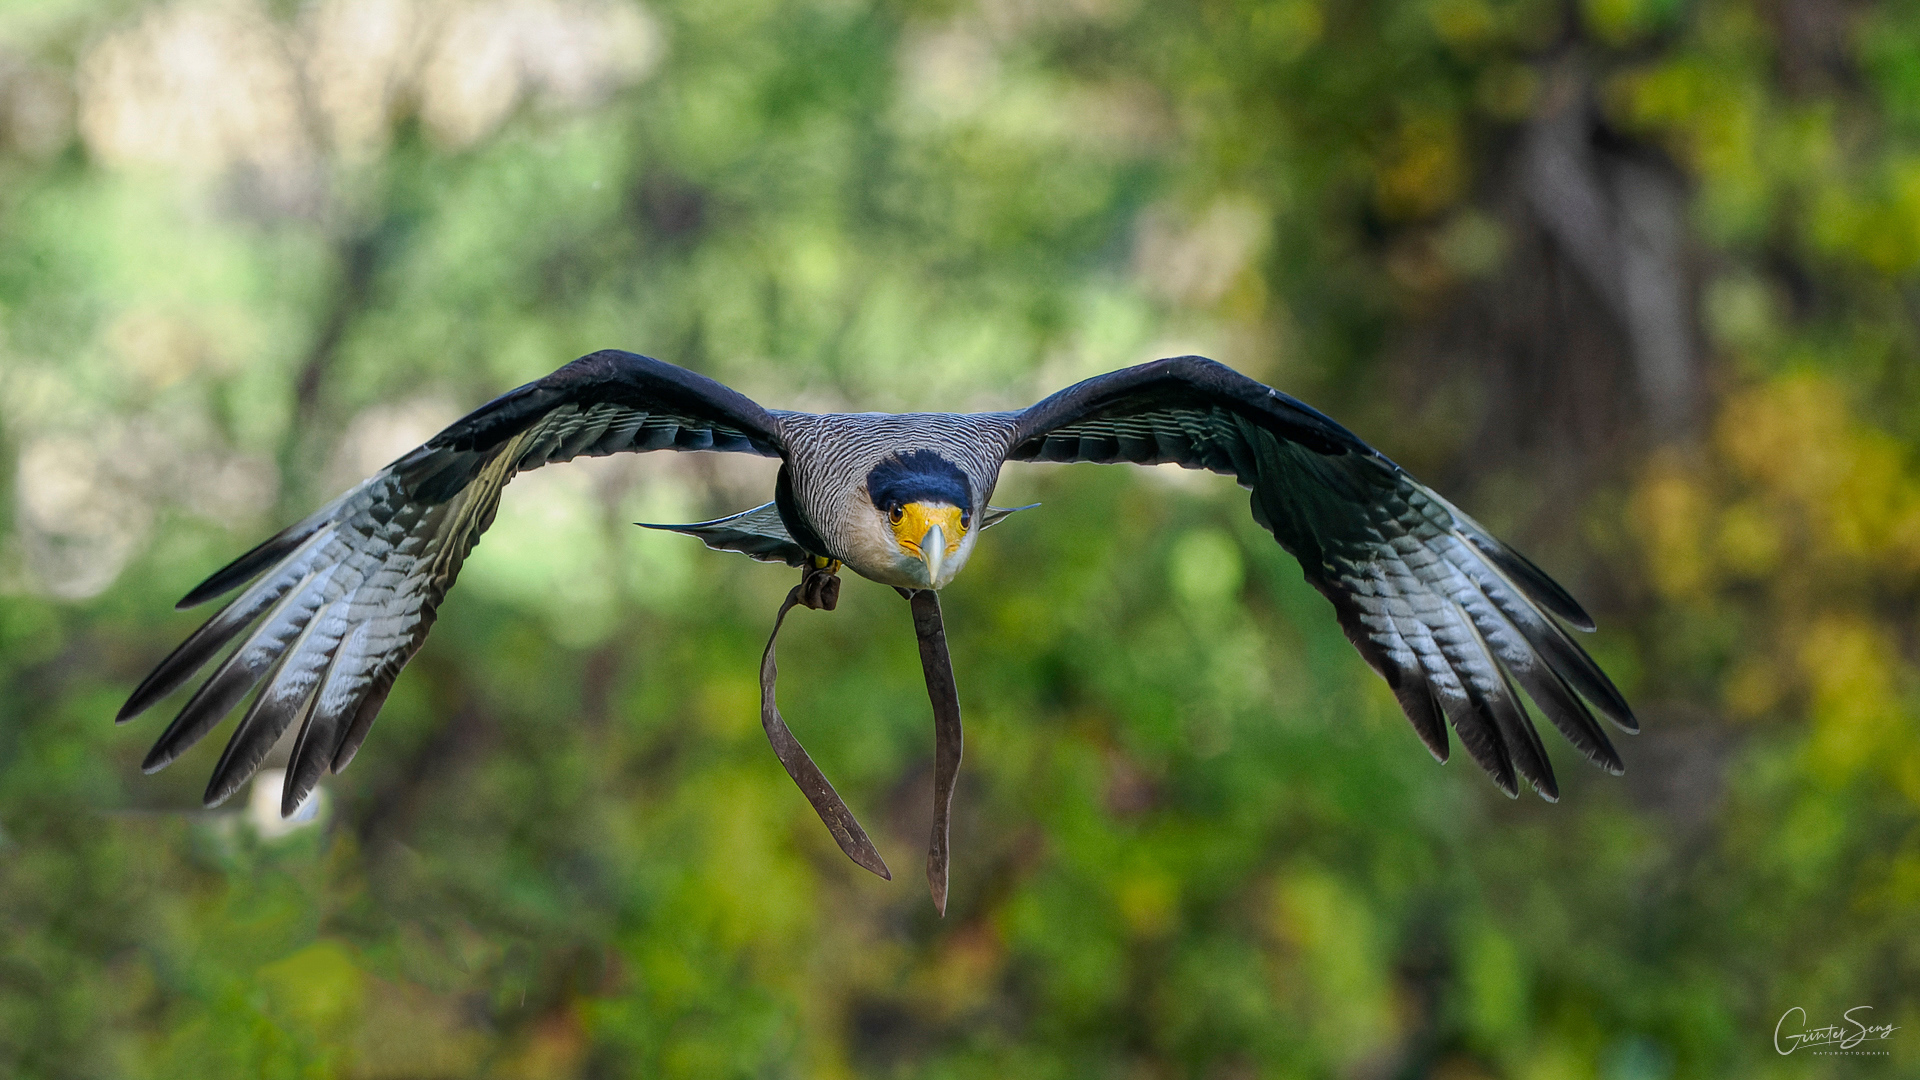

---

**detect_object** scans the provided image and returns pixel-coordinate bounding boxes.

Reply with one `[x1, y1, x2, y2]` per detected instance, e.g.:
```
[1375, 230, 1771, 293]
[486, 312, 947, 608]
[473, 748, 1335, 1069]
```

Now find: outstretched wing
[120, 350, 785, 815]
[1006, 355, 1635, 800]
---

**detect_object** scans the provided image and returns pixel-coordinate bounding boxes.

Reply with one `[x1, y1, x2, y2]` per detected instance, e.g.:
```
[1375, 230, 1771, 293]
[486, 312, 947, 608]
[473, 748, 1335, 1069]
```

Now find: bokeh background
[1, 0, 1916, 1075]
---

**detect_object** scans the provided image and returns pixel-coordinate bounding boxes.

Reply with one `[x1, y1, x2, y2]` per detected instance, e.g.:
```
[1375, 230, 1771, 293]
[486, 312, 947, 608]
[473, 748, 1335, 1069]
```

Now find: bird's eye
[889, 506, 904, 525]
[960, 511, 971, 529]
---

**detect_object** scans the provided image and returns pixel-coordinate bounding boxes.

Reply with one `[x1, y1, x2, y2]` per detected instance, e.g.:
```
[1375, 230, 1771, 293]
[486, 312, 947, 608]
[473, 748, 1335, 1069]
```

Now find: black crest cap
[866, 450, 971, 515]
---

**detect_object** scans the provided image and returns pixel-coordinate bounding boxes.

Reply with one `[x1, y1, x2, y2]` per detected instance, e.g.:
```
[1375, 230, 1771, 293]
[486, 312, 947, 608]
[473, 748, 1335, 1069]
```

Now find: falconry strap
[758, 561, 968, 911]
[908, 588, 962, 917]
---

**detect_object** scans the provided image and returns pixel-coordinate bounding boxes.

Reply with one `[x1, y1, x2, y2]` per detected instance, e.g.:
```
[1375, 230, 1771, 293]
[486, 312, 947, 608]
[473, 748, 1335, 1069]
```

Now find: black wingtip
[280, 783, 312, 820]
[1559, 606, 1599, 634]
[1465, 533, 1597, 632]
[119, 651, 207, 723]
[177, 566, 253, 611]
[176, 519, 331, 610]
[280, 769, 309, 818]
[283, 713, 341, 819]
[1393, 683, 1450, 765]
[119, 670, 175, 726]
[139, 746, 174, 774]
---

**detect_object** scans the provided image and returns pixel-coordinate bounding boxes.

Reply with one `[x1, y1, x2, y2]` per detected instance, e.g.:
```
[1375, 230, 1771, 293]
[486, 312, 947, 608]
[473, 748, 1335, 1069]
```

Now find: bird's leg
[907, 589, 963, 917]
[758, 565, 889, 880]
[799, 556, 841, 611]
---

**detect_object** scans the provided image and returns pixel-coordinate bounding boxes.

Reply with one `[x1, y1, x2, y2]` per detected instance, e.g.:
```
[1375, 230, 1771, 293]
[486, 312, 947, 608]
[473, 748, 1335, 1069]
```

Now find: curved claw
[800, 559, 841, 610]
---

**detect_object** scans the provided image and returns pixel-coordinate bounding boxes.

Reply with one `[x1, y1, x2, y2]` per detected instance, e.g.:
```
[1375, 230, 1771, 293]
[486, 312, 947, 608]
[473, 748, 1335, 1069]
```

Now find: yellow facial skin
[890, 502, 966, 561]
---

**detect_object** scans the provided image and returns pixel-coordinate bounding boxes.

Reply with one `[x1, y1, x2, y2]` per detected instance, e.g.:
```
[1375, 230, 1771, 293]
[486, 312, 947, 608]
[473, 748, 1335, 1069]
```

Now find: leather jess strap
[757, 564, 967, 914]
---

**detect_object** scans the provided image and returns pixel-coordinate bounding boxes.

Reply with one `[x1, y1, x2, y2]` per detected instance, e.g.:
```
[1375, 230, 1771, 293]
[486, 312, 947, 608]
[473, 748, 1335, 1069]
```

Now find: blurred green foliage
[0, 0, 1916, 1076]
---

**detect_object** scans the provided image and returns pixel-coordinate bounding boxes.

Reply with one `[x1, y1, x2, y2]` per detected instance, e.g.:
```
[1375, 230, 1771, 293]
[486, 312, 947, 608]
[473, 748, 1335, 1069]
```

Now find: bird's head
[866, 450, 974, 589]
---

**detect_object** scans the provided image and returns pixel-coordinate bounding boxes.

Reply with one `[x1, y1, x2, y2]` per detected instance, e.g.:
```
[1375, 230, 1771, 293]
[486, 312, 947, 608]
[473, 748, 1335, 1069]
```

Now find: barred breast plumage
[773, 411, 1017, 587]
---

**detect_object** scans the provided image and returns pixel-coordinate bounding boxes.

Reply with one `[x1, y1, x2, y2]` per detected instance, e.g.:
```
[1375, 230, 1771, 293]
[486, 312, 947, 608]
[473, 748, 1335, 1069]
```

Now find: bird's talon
[800, 560, 841, 611]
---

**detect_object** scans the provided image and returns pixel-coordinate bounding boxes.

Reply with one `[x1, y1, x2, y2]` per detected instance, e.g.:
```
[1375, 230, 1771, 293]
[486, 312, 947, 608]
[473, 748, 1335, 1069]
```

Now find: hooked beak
[920, 523, 945, 588]
[891, 502, 965, 588]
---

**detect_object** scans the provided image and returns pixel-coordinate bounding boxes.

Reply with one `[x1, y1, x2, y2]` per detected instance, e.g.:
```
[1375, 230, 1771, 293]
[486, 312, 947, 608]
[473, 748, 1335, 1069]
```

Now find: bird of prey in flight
[119, 351, 1636, 912]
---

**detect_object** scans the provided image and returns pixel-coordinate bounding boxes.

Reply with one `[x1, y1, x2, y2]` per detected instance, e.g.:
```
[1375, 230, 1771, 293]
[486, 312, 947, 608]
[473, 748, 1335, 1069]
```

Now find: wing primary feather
[329, 663, 398, 774]
[142, 636, 290, 775]
[1495, 667, 1558, 801]
[1534, 625, 1639, 733]
[201, 599, 342, 807]
[1379, 554, 1531, 796]
[120, 526, 337, 724]
[174, 496, 351, 610]
[1466, 651, 1555, 801]
[1410, 532, 1557, 800]
[1432, 682, 1517, 797]
[1399, 561, 1518, 795]
[1431, 524, 1638, 736]
[1452, 581, 1624, 774]
[282, 621, 369, 815]
[1466, 553, 1639, 734]
[1522, 664, 1623, 773]
[1313, 568, 1450, 764]
[1463, 531, 1597, 632]
[1428, 556, 1609, 789]
[1392, 672, 1450, 764]
[138, 564, 331, 771]
[208, 680, 321, 810]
